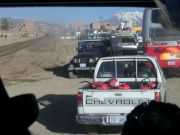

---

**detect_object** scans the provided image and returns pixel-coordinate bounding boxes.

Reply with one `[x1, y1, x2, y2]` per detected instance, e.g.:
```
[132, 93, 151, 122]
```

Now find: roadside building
[90, 22, 113, 32]
[131, 26, 142, 33]
[23, 19, 37, 32]
[72, 22, 86, 33]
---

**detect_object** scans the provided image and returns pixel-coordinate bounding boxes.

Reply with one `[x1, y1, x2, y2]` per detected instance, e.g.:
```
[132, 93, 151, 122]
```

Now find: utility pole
[99, 16, 103, 30]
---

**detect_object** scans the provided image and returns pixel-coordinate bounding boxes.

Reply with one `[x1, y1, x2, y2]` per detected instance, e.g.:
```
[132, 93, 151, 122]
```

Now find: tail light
[77, 92, 83, 107]
[155, 92, 161, 102]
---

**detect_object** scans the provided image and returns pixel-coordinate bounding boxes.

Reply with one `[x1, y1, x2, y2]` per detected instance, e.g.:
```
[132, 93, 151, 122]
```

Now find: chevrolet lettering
[86, 98, 151, 106]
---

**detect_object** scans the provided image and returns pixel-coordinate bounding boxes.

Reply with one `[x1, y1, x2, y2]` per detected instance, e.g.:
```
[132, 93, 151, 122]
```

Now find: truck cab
[111, 32, 139, 55]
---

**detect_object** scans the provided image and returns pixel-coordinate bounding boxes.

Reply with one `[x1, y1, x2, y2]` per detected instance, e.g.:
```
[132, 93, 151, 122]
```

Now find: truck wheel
[98, 126, 122, 134]
[164, 91, 167, 102]
[163, 69, 170, 78]
[68, 64, 77, 79]
[68, 71, 77, 79]
[86, 125, 97, 135]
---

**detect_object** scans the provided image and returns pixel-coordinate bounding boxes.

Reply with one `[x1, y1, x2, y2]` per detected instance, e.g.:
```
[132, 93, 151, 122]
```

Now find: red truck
[142, 8, 180, 76]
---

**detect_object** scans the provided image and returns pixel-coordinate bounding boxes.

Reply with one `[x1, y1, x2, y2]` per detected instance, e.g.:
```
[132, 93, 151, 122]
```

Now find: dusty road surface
[0, 35, 180, 135]
[0, 36, 46, 57]
[0, 31, 43, 47]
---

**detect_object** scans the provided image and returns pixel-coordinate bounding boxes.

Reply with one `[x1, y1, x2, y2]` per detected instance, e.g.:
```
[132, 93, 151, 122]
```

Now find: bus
[142, 8, 180, 75]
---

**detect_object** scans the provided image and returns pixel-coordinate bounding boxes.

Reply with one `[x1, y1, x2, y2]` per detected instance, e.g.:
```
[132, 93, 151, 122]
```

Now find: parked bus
[142, 8, 180, 76]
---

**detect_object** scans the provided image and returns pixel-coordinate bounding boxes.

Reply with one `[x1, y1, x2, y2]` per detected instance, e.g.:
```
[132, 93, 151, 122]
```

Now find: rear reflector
[77, 92, 83, 107]
[155, 92, 161, 102]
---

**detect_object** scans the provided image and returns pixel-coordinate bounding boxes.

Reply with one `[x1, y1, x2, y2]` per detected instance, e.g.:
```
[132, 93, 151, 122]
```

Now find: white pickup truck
[76, 56, 166, 127]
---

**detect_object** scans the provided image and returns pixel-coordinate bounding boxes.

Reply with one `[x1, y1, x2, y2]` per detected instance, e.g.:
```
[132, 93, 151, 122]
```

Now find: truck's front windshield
[149, 28, 180, 42]
[78, 41, 103, 53]
[121, 36, 136, 44]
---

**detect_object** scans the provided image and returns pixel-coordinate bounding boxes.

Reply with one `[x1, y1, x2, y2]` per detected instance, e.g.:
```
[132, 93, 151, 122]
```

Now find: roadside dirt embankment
[0, 37, 77, 84]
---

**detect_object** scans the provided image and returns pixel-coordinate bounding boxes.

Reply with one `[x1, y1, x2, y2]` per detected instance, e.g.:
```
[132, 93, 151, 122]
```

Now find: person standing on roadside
[4, 34, 7, 39]
[35, 33, 38, 39]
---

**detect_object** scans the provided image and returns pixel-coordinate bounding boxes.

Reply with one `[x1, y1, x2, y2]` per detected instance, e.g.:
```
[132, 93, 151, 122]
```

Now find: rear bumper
[120, 46, 138, 50]
[68, 67, 95, 71]
[76, 114, 126, 126]
[159, 60, 180, 68]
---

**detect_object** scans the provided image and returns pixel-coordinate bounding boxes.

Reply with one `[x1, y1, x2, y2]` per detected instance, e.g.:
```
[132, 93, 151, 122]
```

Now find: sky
[0, 7, 144, 25]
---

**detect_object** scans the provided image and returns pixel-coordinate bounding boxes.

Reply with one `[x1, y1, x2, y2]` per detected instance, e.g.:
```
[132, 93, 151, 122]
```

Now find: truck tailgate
[147, 45, 180, 68]
[83, 90, 155, 114]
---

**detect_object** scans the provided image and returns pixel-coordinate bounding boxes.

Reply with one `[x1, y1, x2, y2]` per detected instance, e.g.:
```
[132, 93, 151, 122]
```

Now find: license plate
[109, 115, 126, 124]
[80, 63, 86, 67]
[168, 61, 176, 65]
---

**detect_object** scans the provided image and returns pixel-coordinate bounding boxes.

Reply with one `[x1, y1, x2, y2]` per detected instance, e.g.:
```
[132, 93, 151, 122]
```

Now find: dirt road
[0, 36, 179, 135]
[0, 36, 45, 57]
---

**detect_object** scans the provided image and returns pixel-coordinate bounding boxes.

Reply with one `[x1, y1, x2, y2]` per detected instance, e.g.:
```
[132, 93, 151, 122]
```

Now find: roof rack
[78, 31, 111, 40]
